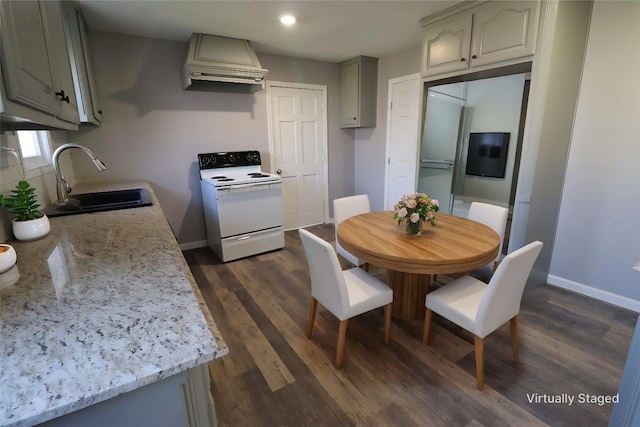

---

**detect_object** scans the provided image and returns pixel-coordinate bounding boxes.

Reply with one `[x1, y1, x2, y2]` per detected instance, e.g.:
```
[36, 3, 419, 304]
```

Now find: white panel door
[384, 74, 421, 210]
[269, 84, 326, 230]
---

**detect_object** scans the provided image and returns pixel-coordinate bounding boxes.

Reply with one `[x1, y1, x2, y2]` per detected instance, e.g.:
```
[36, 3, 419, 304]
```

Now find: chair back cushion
[333, 195, 370, 265]
[299, 229, 349, 317]
[467, 202, 509, 262]
[475, 241, 543, 337]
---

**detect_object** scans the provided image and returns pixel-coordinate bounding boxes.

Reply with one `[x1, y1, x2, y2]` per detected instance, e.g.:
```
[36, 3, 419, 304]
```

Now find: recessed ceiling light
[280, 15, 296, 26]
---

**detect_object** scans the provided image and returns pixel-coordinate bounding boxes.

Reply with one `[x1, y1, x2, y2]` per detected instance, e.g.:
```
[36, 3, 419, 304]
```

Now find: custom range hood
[182, 33, 268, 93]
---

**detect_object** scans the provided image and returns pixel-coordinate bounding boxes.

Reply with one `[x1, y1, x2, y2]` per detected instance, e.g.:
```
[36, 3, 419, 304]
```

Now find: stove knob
[229, 153, 236, 162]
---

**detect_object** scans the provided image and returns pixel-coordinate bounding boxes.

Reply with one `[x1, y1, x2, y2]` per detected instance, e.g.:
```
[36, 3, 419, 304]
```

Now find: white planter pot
[0, 244, 17, 273]
[12, 215, 50, 241]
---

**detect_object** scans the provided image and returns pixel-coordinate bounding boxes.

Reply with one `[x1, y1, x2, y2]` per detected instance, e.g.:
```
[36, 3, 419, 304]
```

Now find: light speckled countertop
[0, 181, 228, 427]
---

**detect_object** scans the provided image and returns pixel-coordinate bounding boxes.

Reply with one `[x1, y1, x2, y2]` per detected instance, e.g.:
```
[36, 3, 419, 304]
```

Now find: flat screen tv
[465, 132, 510, 178]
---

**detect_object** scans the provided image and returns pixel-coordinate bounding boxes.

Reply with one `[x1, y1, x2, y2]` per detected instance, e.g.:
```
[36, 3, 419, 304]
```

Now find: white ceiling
[74, 0, 463, 63]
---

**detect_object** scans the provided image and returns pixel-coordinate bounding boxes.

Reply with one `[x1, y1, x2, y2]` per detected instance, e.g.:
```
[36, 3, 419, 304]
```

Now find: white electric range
[198, 151, 284, 262]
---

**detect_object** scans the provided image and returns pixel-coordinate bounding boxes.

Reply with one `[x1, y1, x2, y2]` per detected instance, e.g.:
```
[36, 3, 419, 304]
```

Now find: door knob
[276, 169, 282, 175]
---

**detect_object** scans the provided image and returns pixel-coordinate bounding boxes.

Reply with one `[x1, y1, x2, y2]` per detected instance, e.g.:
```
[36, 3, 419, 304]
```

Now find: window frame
[16, 130, 53, 178]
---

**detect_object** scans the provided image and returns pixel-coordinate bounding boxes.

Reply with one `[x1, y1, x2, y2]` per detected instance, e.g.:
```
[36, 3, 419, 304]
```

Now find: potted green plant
[0, 180, 50, 241]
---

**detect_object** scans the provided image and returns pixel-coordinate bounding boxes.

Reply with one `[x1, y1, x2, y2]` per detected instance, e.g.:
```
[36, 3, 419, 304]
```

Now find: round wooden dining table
[337, 211, 500, 320]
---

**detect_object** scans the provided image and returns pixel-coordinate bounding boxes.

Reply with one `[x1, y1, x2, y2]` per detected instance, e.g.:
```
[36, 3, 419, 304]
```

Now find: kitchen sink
[44, 188, 152, 217]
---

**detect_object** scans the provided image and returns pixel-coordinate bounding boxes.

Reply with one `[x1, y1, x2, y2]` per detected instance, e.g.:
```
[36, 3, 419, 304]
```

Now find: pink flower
[392, 192, 438, 228]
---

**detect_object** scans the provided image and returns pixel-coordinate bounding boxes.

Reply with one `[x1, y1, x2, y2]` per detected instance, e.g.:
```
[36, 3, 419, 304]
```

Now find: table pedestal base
[386, 271, 431, 320]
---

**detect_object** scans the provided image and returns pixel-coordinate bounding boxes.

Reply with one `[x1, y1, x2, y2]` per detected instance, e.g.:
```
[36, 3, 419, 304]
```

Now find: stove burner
[248, 173, 270, 178]
[211, 175, 228, 179]
[216, 178, 235, 182]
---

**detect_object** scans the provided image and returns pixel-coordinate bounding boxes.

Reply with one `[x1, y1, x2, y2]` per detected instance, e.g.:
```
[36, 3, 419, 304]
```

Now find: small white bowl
[0, 244, 17, 273]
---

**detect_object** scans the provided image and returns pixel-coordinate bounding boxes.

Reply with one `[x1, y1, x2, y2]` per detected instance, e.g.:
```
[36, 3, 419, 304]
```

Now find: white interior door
[384, 73, 422, 210]
[268, 82, 327, 230]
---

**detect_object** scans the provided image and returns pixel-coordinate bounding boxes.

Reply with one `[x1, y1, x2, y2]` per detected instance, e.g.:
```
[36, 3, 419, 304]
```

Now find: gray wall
[69, 31, 354, 246]
[548, 1, 640, 306]
[354, 47, 422, 211]
[520, 0, 592, 289]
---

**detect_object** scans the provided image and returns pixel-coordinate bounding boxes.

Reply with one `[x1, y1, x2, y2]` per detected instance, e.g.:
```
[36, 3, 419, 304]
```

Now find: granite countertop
[0, 181, 228, 427]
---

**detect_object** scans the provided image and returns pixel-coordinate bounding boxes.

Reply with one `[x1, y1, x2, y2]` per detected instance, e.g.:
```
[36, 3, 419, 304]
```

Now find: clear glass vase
[405, 219, 424, 235]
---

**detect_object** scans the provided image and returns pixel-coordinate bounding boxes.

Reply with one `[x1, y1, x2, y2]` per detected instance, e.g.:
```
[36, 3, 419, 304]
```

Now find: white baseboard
[547, 274, 640, 313]
[179, 240, 208, 251]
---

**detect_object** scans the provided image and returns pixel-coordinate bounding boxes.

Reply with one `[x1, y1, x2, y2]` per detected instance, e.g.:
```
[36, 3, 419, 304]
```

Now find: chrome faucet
[52, 143, 107, 205]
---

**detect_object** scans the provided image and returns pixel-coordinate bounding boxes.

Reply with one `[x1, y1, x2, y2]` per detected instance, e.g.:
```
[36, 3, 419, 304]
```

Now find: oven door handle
[219, 181, 282, 192]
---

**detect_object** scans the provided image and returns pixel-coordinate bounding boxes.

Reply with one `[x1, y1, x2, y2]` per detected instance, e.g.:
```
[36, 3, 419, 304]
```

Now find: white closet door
[384, 74, 421, 210]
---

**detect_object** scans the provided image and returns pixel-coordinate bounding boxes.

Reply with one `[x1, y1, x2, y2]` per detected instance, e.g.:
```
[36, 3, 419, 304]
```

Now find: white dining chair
[333, 195, 370, 271]
[299, 228, 393, 368]
[467, 202, 509, 275]
[432, 201, 508, 284]
[423, 240, 543, 390]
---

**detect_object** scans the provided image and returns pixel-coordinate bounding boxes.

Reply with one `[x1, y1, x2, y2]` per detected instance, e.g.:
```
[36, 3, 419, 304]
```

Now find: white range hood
[182, 33, 268, 93]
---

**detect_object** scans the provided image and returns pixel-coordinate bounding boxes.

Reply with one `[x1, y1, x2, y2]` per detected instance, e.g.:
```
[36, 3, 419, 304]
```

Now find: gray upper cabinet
[0, 0, 80, 130]
[45, 0, 80, 124]
[63, 4, 102, 125]
[1, 1, 58, 115]
[339, 56, 378, 128]
[421, 1, 540, 78]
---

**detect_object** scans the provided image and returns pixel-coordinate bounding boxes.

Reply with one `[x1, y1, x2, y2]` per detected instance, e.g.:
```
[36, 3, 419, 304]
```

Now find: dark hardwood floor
[184, 224, 636, 427]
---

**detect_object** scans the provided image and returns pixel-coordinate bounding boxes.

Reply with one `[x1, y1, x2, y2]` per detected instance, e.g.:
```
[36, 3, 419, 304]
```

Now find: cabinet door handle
[55, 90, 70, 103]
[471, 54, 477, 59]
[460, 57, 466, 62]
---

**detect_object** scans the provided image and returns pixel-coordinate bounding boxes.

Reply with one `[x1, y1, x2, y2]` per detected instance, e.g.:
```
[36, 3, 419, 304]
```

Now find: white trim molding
[180, 240, 208, 251]
[547, 274, 640, 313]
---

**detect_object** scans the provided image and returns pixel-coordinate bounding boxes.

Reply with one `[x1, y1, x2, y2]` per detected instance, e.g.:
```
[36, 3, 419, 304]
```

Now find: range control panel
[198, 151, 261, 169]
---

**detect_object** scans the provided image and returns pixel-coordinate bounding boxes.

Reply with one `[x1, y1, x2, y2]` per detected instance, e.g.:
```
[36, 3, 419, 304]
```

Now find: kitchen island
[0, 182, 227, 427]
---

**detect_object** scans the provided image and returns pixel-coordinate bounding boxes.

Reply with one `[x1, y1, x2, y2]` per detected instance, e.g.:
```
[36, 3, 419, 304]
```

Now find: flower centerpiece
[393, 193, 439, 235]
